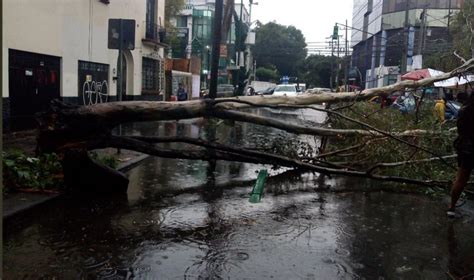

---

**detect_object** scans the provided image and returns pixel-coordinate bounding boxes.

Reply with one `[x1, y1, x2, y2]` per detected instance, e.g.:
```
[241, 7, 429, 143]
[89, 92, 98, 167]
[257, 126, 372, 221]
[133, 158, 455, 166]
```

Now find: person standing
[433, 97, 447, 123]
[177, 83, 188, 101]
[448, 91, 474, 217]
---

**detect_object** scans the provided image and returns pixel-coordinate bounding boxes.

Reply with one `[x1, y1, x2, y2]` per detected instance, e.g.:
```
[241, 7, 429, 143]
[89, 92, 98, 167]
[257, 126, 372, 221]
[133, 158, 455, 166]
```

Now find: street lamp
[206, 45, 211, 88]
[249, 0, 258, 24]
[247, 0, 258, 84]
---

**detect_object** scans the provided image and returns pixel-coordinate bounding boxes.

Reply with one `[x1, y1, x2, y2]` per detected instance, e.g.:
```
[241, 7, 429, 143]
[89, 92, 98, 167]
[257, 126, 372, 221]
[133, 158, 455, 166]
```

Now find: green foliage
[235, 17, 249, 52]
[256, 66, 279, 82]
[326, 101, 458, 193]
[302, 55, 345, 88]
[423, 52, 460, 72]
[3, 150, 63, 194]
[450, 0, 474, 59]
[252, 22, 307, 78]
[424, 0, 474, 69]
[164, 0, 186, 58]
[165, 0, 186, 27]
[89, 152, 119, 169]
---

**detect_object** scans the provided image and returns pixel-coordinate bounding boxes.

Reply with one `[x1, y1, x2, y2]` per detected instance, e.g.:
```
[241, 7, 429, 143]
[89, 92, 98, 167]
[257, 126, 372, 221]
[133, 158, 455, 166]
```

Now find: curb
[117, 154, 150, 172]
[3, 154, 150, 220]
[3, 193, 62, 220]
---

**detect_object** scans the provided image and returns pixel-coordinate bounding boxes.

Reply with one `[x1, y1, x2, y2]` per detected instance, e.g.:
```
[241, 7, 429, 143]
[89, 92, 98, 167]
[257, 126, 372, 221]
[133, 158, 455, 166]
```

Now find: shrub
[3, 150, 63, 194]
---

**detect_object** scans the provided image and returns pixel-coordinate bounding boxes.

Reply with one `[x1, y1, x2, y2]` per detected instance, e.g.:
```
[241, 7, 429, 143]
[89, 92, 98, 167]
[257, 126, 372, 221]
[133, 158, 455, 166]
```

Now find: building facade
[169, 0, 252, 87]
[3, 0, 166, 130]
[351, 0, 463, 88]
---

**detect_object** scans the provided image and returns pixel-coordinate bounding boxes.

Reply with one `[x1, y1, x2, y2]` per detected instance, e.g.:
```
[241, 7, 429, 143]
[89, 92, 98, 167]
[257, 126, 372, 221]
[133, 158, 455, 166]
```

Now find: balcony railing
[145, 22, 166, 43]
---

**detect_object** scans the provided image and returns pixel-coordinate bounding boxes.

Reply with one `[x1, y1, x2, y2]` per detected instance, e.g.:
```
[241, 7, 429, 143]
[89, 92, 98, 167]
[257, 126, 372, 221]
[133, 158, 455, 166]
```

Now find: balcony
[142, 22, 169, 48]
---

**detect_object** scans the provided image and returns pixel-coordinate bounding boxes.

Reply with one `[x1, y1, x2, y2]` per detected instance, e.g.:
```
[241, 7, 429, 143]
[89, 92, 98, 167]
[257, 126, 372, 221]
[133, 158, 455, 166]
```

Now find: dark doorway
[78, 61, 109, 106]
[8, 49, 61, 130]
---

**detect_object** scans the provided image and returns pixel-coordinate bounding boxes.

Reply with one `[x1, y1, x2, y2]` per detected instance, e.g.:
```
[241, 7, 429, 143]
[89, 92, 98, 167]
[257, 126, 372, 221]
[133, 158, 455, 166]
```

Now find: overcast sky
[251, 0, 353, 53]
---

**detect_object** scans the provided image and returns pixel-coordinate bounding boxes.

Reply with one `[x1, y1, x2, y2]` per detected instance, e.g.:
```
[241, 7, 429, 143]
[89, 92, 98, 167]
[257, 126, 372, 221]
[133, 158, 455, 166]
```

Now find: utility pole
[248, 0, 256, 83]
[345, 19, 349, 91]
[448, 0, 452, 28]
[209, 0, 224, 99]
[331, 24, 338, 92]
[401, 0, 410, 73]
[330, 38, 334, 91]
[336, 34, 340, 90]
[235, 0, 243, 95]
[117, 20, 124, 154]
[417, 7, 427, 56]
[236, 0, 243, 67]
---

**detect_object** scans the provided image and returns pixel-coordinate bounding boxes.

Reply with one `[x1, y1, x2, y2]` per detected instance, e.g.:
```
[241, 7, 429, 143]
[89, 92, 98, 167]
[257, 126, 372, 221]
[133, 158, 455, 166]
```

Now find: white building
[3, 0, 166, 130]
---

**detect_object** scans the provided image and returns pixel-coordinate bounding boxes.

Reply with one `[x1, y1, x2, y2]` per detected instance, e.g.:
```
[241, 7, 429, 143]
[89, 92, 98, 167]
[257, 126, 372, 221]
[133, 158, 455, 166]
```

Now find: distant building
[3, 0, 167, 131]
[169, 0, 252, 87]
[351, 0, 463, 89]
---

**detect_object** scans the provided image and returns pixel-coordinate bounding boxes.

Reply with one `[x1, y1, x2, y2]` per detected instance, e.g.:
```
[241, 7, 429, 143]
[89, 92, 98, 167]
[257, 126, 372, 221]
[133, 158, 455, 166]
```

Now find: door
[9, 49, 60, 130]
[117, 52, 128, 101]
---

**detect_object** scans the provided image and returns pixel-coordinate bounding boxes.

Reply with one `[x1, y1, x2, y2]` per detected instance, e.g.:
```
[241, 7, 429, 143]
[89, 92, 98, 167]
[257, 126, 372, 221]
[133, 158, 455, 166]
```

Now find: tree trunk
[35, 59, 474, 193]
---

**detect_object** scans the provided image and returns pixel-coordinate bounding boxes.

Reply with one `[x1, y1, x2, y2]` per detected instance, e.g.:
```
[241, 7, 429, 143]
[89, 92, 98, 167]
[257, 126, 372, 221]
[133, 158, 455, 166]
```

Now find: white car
[272, 84, 300, 97]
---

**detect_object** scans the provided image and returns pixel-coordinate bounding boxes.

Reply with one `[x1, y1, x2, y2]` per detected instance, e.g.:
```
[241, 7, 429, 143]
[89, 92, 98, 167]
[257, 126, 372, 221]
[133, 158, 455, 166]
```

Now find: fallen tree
[36, 59, 474, 192]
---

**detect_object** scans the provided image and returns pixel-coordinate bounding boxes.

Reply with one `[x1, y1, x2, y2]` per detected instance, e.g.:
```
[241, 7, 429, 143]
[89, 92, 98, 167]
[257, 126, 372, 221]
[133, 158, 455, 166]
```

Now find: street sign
[245, 32, 256, 45]
[108, 19, 136, 50]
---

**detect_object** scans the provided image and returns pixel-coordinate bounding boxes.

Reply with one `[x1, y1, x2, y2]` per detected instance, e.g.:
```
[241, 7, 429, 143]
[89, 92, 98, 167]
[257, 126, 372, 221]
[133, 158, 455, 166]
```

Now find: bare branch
[454, 50, 468, 63]
[367, 154, 457, 174]
[213, 99, 456, 170]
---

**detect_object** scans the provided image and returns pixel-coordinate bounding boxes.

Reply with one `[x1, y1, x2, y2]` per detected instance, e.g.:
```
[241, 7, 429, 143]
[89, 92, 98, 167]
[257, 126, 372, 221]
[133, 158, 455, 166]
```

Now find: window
[146, 0, 157, 40]
[192, 9, 213, 46]
[177, 16, 188, 28]
[142, 57, 164, 93]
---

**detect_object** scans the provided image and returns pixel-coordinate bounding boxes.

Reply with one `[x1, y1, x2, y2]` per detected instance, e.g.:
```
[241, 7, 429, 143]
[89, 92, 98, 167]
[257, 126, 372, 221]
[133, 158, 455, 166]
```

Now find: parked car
[256, 86, 276, 95]
[272, 84, 300, 97]
[389, 92, 402, 104]
[446, 100, 461, 119]
[201, 84, 236, 98]
[307, 87, 331, 94]
[217, 84, 235, 97]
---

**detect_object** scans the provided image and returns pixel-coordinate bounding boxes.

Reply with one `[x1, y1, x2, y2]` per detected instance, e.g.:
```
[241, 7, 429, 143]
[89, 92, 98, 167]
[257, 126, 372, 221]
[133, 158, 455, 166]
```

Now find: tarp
[401, 68, 432, 81]
[433, 74, 474, 88]
[402, 68, 474, 88]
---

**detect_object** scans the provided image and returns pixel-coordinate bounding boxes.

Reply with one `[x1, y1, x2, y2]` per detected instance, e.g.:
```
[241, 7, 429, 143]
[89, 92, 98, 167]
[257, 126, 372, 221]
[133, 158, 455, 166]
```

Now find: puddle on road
[4, 109, 474, 279]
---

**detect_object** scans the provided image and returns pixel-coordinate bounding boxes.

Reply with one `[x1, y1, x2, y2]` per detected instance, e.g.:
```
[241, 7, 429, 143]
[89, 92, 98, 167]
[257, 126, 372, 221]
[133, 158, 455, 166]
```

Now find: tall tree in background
[302, 55, 333, 88]
[165, 0, 186, 27]
[256, 65, 279, 82]
[424, 0, 474, 70]
[252, 22, 307, 78]
[164, 0, 186, 57]
[450, 0, 474, 59]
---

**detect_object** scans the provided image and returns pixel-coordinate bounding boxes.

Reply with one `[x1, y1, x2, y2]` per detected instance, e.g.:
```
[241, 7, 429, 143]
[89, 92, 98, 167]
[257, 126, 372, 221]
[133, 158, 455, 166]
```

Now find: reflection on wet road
[4, 108, 474, 279]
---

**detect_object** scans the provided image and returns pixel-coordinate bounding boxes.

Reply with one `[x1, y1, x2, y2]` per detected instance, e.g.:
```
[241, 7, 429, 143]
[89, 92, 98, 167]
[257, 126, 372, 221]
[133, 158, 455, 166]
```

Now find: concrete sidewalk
[3, 130, 149, 219]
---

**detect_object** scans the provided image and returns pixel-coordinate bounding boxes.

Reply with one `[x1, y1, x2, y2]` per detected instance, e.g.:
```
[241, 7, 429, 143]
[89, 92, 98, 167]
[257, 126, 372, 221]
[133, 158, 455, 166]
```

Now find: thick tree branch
[212, 100, 455, 169]
[121, 135, 451, 187]
[42, 57, 474, 132]
[212, 109, 379, 137]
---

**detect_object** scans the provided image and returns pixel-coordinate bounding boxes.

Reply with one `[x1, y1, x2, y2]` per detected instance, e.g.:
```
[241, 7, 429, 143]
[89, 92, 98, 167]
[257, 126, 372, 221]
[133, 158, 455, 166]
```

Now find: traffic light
[332, 24, 339, 40]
